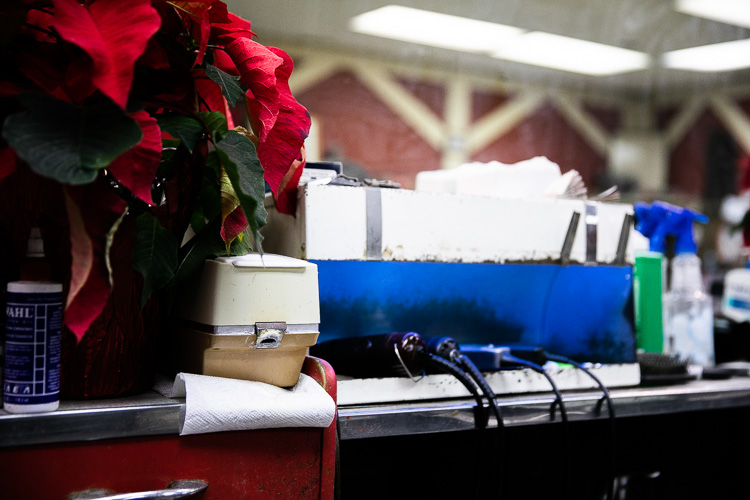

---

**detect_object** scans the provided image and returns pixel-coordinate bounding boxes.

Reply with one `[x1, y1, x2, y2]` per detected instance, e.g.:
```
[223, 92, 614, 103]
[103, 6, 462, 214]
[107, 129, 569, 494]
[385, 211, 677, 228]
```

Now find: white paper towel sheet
[154, 373, 336, 436]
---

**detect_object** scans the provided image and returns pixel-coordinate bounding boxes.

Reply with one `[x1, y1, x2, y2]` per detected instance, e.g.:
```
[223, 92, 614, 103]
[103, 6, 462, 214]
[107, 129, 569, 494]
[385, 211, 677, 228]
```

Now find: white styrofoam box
[336, 363, 641, 405]
[173, 254, 320, 326]
[263, 184, 648, 265]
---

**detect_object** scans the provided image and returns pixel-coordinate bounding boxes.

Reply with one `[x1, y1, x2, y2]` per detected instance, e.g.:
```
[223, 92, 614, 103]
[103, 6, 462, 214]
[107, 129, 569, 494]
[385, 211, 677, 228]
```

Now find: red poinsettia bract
[0, 0, 311, 340]
[52, 0, 161, 109]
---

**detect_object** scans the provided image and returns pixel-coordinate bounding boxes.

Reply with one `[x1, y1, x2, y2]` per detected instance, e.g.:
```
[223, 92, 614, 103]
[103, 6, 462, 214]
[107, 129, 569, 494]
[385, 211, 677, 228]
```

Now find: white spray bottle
[658, 204, 713, 365]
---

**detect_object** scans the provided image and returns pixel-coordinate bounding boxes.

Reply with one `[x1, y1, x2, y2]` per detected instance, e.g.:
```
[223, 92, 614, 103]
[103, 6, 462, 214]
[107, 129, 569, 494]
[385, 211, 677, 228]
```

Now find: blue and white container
[263, 182, 646, 364]
[3, 281, 63, 413]
[722, 266, 750, 323]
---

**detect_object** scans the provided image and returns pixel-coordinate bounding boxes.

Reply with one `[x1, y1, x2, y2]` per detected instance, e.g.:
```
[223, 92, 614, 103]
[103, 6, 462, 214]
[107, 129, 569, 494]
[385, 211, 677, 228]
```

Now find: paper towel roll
[157, 372, 336, 436]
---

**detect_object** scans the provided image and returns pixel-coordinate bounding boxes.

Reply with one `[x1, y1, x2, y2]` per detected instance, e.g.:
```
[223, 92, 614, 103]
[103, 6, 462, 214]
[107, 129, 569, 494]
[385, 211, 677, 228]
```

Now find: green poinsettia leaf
[157, 145, 177, 178]
[190, 206, 207, 234]
[133, 212, 179, 309]
[199, 111, 228, 143]
[174, 216, 256, 287]
[175, 217, 221, 285]
[156, 114, 204, 154]
[188, 151, 222, 232]
[205, 63, 245, 108]
[190, 177, 222, 233]
[205, 149, 221, 177]
[2, 94, 142, 185]
[229, 228, 254, 256]
[214, 130, 267, 251]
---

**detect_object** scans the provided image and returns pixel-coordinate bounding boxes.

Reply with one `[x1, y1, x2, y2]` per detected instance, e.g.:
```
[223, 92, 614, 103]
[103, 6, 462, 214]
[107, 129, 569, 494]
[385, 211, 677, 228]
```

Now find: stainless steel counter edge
[0, 391, 184, 448]
[336, 378, 750, 439]
[2, 378, 750, 447]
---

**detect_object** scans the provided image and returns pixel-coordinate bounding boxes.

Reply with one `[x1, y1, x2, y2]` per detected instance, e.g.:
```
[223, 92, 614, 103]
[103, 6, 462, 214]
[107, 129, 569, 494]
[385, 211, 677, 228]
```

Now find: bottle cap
[7, 281, 62, 293]
[26, 227, 45, 258]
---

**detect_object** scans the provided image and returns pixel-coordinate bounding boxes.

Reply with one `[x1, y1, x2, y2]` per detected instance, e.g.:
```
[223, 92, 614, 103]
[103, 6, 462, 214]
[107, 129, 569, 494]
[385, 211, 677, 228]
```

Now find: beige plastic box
[172, 254, 320, 387]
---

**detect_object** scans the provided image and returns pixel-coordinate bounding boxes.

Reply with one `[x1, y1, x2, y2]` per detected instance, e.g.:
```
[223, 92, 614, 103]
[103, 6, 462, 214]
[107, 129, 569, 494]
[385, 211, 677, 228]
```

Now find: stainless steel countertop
[2, 377, 750, 447]
[337, 377, 750, 439]
[0, 391, 183, 448]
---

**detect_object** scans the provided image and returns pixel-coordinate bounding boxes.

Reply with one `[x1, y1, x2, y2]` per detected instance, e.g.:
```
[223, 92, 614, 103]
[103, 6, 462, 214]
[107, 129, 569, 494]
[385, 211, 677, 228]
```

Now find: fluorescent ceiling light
[492, 32, 651, 76]
[663, 38, 750, 71]
[349, 7, 650, 76]
[675, 0, 750, 29]
[349, 5, 524, 54]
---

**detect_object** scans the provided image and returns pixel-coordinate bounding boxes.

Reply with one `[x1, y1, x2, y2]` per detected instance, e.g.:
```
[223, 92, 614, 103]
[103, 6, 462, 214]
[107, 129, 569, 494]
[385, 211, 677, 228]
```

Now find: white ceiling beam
[442, 77, 472, 169]
[466, 91, 546, 154]
[551, 94, 611, 156]
[710, 94, 750, 155]
[289, 55, 345, 95]
[351, 64, 446, 150]
[663, 96, 706, 149]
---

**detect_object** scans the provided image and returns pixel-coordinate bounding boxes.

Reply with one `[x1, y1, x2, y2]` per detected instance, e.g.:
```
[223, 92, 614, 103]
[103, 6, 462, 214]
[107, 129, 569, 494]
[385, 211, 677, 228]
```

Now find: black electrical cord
[425, 337, 505, 429]
[544, 352, 617, 500]
[456, 353, 504, 427]
[312, 333, 488, 429]
[424, 339, 505, 499]
[453, 350, 508, 499]
[423, 351, 489, 429]
[545, 353, 614, 416]
[501, 352, 568, 424]
[501, 351, 570, 497]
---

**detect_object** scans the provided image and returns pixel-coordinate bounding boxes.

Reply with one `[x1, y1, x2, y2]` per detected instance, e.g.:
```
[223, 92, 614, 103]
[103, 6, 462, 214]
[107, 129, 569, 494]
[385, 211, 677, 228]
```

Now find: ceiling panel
[225, 0, 750, 97]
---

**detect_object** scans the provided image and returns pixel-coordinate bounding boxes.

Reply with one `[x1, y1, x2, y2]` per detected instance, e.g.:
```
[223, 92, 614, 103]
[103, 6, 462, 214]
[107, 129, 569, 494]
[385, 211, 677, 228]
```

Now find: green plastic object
[634, 251, 664, 353]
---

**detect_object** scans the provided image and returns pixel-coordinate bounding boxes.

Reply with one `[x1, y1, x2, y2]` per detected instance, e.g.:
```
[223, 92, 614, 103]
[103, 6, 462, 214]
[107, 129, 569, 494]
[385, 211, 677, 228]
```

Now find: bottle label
[727, 297, 750, 311]
[4, 290, 63, 406]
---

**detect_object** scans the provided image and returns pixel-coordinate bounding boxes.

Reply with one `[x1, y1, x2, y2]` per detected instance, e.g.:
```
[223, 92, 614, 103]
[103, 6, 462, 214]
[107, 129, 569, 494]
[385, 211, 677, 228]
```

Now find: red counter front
[0, 356, 337, 500]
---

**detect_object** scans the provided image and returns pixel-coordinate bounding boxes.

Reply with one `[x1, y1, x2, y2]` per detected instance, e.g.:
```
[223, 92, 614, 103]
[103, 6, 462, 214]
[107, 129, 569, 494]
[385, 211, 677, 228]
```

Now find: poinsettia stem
[169, 3, 200, 20]
[103, 170, 151, 215]
[197, 94, 213, 113]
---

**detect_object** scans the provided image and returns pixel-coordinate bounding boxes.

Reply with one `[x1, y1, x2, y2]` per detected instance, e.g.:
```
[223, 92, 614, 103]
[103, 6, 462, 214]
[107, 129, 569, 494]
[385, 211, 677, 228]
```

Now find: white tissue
[158, 373, 336, 436]
[415, 156, 565, 199]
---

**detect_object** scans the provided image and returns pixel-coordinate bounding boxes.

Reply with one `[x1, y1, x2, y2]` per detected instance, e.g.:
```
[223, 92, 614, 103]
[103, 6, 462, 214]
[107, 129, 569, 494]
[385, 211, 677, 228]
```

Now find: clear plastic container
[663, 253, 714, 365]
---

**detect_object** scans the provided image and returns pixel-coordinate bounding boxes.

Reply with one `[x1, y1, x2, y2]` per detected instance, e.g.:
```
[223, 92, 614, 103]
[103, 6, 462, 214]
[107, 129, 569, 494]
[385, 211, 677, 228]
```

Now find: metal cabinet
[0, 357, 337, 500]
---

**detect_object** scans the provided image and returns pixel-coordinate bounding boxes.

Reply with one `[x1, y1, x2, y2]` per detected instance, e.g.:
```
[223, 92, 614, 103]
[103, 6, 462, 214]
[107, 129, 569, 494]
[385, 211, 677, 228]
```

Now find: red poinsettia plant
[0, 0, 310, 340]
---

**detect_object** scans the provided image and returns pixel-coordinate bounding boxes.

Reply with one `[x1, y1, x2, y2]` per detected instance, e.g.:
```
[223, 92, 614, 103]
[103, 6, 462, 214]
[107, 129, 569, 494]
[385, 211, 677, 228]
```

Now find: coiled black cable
[426, 337, 504, 429]
[500, 352, 568, 424]
[455, 353, 504, 430]
[451, 349, 507, 499]
[312, 333, 492, 428]
[544, 353, 614, 420]
[544, 352, 616, 500]
[423, 351, 489, 429]
[424, 339, 505, 499]
[501, 351, 569, 497]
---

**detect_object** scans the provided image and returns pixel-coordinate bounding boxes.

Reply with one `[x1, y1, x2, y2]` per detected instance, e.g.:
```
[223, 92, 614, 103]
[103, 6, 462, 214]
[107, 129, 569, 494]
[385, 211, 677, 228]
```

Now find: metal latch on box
[255, 322, 287, 349]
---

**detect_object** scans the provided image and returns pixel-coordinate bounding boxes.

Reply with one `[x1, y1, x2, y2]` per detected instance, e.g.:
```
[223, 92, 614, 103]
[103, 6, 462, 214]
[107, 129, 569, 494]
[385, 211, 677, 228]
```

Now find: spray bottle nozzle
[634, 201, 708, 254]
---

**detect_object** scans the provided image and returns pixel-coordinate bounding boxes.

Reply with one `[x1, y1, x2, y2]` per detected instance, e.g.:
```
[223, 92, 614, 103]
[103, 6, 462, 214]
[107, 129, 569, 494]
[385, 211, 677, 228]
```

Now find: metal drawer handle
[69, 479, 207, 499]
